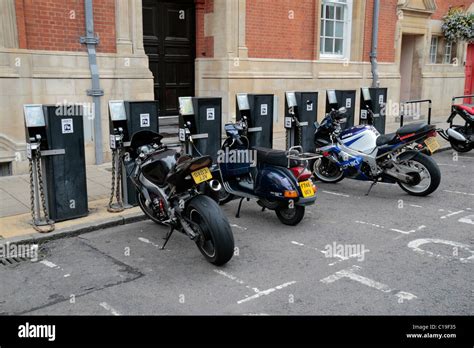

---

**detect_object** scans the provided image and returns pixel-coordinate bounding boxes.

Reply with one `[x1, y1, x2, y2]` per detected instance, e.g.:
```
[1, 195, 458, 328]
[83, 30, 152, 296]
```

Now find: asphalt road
[1, 150, 473, 315]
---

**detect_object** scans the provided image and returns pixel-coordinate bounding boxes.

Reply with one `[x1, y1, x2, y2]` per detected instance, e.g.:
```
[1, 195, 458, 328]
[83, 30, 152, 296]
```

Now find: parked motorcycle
[436, 99, 474, 153]
[124, 130, 234, 265]
[312, 107, 441, 196]
[209, 116, 319, 226]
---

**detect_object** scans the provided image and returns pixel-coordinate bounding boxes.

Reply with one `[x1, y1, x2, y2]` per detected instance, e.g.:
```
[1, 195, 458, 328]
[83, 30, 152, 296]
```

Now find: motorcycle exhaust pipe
[209, 179, 222, 192]
[447, 128, 467, 142]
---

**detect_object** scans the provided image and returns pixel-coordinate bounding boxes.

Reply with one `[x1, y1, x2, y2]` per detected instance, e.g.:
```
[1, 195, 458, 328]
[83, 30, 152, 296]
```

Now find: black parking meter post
[236, 93, 274, 148]
[178, 97, 222, 161]
[24, 104, 88, 225]
[360, 87, 387, 134]
[326, 89, 356, 130]
[285, 91, 318, 152]
[108, 100, 160, 208]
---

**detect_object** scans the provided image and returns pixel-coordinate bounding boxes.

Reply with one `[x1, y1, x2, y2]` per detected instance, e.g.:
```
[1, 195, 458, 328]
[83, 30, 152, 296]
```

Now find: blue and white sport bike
[312, 107, 441, 196]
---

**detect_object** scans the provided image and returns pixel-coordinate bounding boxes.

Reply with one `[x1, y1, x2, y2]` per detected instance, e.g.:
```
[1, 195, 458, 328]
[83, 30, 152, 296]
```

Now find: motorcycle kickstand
[161, 226, 175, 250]
[235, 197, 248, 218]
[365, 180, 378, 196]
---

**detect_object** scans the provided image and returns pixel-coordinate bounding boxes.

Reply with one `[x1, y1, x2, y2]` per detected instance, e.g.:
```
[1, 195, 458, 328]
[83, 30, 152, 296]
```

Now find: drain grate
[0, 256, 30, 266]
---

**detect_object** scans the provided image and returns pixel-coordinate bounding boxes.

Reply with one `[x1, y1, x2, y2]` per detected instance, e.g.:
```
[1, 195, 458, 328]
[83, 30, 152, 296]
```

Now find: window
[429, 36, 438, 64]
[320, 0, 352, 59]
[443, 41, 453, 64]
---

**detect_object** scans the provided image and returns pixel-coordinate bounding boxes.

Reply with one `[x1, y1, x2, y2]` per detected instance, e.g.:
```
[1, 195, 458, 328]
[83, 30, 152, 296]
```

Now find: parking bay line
[440, 210, 465, 219]
[213, 270, 296, 305]
[291, 241, 369, 266]
[99, 302, 121, 316]
[320, 265, 417, 303]
[443, 190, 474, 197]
[355, 221, 425, 235]
[321, 190, 350, 198]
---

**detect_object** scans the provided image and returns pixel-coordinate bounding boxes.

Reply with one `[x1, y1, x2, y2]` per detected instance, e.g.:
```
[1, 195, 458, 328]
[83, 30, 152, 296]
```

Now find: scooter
[123, 129, 234, 265]
[312, 107, 441, 196]
[210, 116, 320, 226]
[436, 96, 474, 153]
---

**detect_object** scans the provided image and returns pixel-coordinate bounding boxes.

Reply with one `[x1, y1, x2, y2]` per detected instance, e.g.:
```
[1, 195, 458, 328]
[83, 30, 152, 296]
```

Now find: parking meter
[236, 93, 274, 148]
[285, 91, 318, 152]
[360, 87, 387, 134]
[178, 97, 222, 161]
[108, 100, 160, 208]
[326, 89, 356, 130]
[24, 104, 88, 228]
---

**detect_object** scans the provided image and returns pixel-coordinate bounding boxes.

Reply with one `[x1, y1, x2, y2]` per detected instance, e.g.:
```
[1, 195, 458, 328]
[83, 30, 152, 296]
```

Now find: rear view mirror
[338, 107, 347, 114]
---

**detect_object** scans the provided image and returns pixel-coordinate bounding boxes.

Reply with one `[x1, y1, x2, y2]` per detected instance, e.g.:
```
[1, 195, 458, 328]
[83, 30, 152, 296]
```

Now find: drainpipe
[370, 0, 380, 88]
[80, 0, 104, 164]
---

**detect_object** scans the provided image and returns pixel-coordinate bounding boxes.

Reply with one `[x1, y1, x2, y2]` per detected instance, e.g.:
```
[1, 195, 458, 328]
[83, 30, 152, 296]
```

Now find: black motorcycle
[437, 97, 474, 153]
[125, 130, 234, 266]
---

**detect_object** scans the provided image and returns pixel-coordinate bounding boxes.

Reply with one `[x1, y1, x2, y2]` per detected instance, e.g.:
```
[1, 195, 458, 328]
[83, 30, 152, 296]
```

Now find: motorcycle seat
[396, 122, 433, 136]
[454, 104, 474, 115]
[253, 147, 298, 167]
[376, 133, 397, 146]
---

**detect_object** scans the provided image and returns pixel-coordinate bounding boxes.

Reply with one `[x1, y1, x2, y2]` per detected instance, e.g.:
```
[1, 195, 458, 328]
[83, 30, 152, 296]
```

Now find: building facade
[0, 0, 473, 174]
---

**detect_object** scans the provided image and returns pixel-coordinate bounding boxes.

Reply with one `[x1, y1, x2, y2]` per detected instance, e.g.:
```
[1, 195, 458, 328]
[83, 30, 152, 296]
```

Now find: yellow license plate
[299, 180, 315, 198]
[191, 167, 212, 184]
[424, 137, 440, 154]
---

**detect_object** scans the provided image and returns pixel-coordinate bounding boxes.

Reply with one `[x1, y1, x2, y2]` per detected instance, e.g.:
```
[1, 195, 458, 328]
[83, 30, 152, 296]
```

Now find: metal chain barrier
[108, 148, 125, 213]
[28, 148, 55, 233]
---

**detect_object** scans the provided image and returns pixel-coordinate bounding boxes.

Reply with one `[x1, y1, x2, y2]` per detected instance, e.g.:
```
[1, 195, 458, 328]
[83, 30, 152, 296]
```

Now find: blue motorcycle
[312, 107, 441, 196]
[212, 116, 319, 226]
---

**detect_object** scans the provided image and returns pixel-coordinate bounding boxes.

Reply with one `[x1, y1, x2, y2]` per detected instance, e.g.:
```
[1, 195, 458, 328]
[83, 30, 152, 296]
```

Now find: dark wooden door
[142, 0, 196, 116]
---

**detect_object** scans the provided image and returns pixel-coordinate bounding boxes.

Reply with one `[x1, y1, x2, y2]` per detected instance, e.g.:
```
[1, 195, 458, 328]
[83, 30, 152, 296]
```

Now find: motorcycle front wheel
[313, 157, 344, 183]
[186, 195, 234, 265]
[397, 153, 441, 196]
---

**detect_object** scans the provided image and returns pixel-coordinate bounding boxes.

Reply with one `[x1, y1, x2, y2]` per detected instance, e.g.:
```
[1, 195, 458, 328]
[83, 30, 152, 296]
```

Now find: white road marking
[39, 260, 60, 269]
[440, 210, 464, 219]
[356, 220, 425, 235]
[458, 215, 474, 225]
[320, 265, 417, 303]
[438, 163, 466, 168]
[291, 241, 305, 246]
[355, 220, 384, 229]
[409, 204, 423, 208]
[99, 302, 121, 316]
[138, 237, 161, 248]
[443, 190, 474, 197]
[214, 270, 259, 293]
[390, 225, 426, 235]
[408, 238, 474, 263]
[63, 274, 70, 278]
[237, 281, 297, 305]
[291, 240, 352, 264]
[322, 190, 350, 198]
[230, 224, 248, 231]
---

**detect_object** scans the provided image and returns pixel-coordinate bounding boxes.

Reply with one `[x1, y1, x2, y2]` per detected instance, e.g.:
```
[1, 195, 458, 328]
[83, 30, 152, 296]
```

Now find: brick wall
[363, 0, 398, 63]
[246, 0, 316, 60]
[14, 0, 116, 53]
[432, 0, 473, 20]
[196, 0, 214, 57]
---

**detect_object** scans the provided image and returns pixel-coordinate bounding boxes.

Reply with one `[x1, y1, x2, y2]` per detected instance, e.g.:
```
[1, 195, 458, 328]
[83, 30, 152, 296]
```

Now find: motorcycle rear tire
[397, 153, 441, 197]
[186, 195, 235, 266]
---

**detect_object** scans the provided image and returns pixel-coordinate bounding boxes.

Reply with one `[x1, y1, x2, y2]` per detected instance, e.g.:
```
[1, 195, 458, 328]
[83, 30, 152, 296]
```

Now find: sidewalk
[0, 130, 451, 244]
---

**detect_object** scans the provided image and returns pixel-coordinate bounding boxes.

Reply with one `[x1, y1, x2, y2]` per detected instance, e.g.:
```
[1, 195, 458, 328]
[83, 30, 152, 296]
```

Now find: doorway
[142, 0, 196, 116]
[400, 34, 423, 103]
